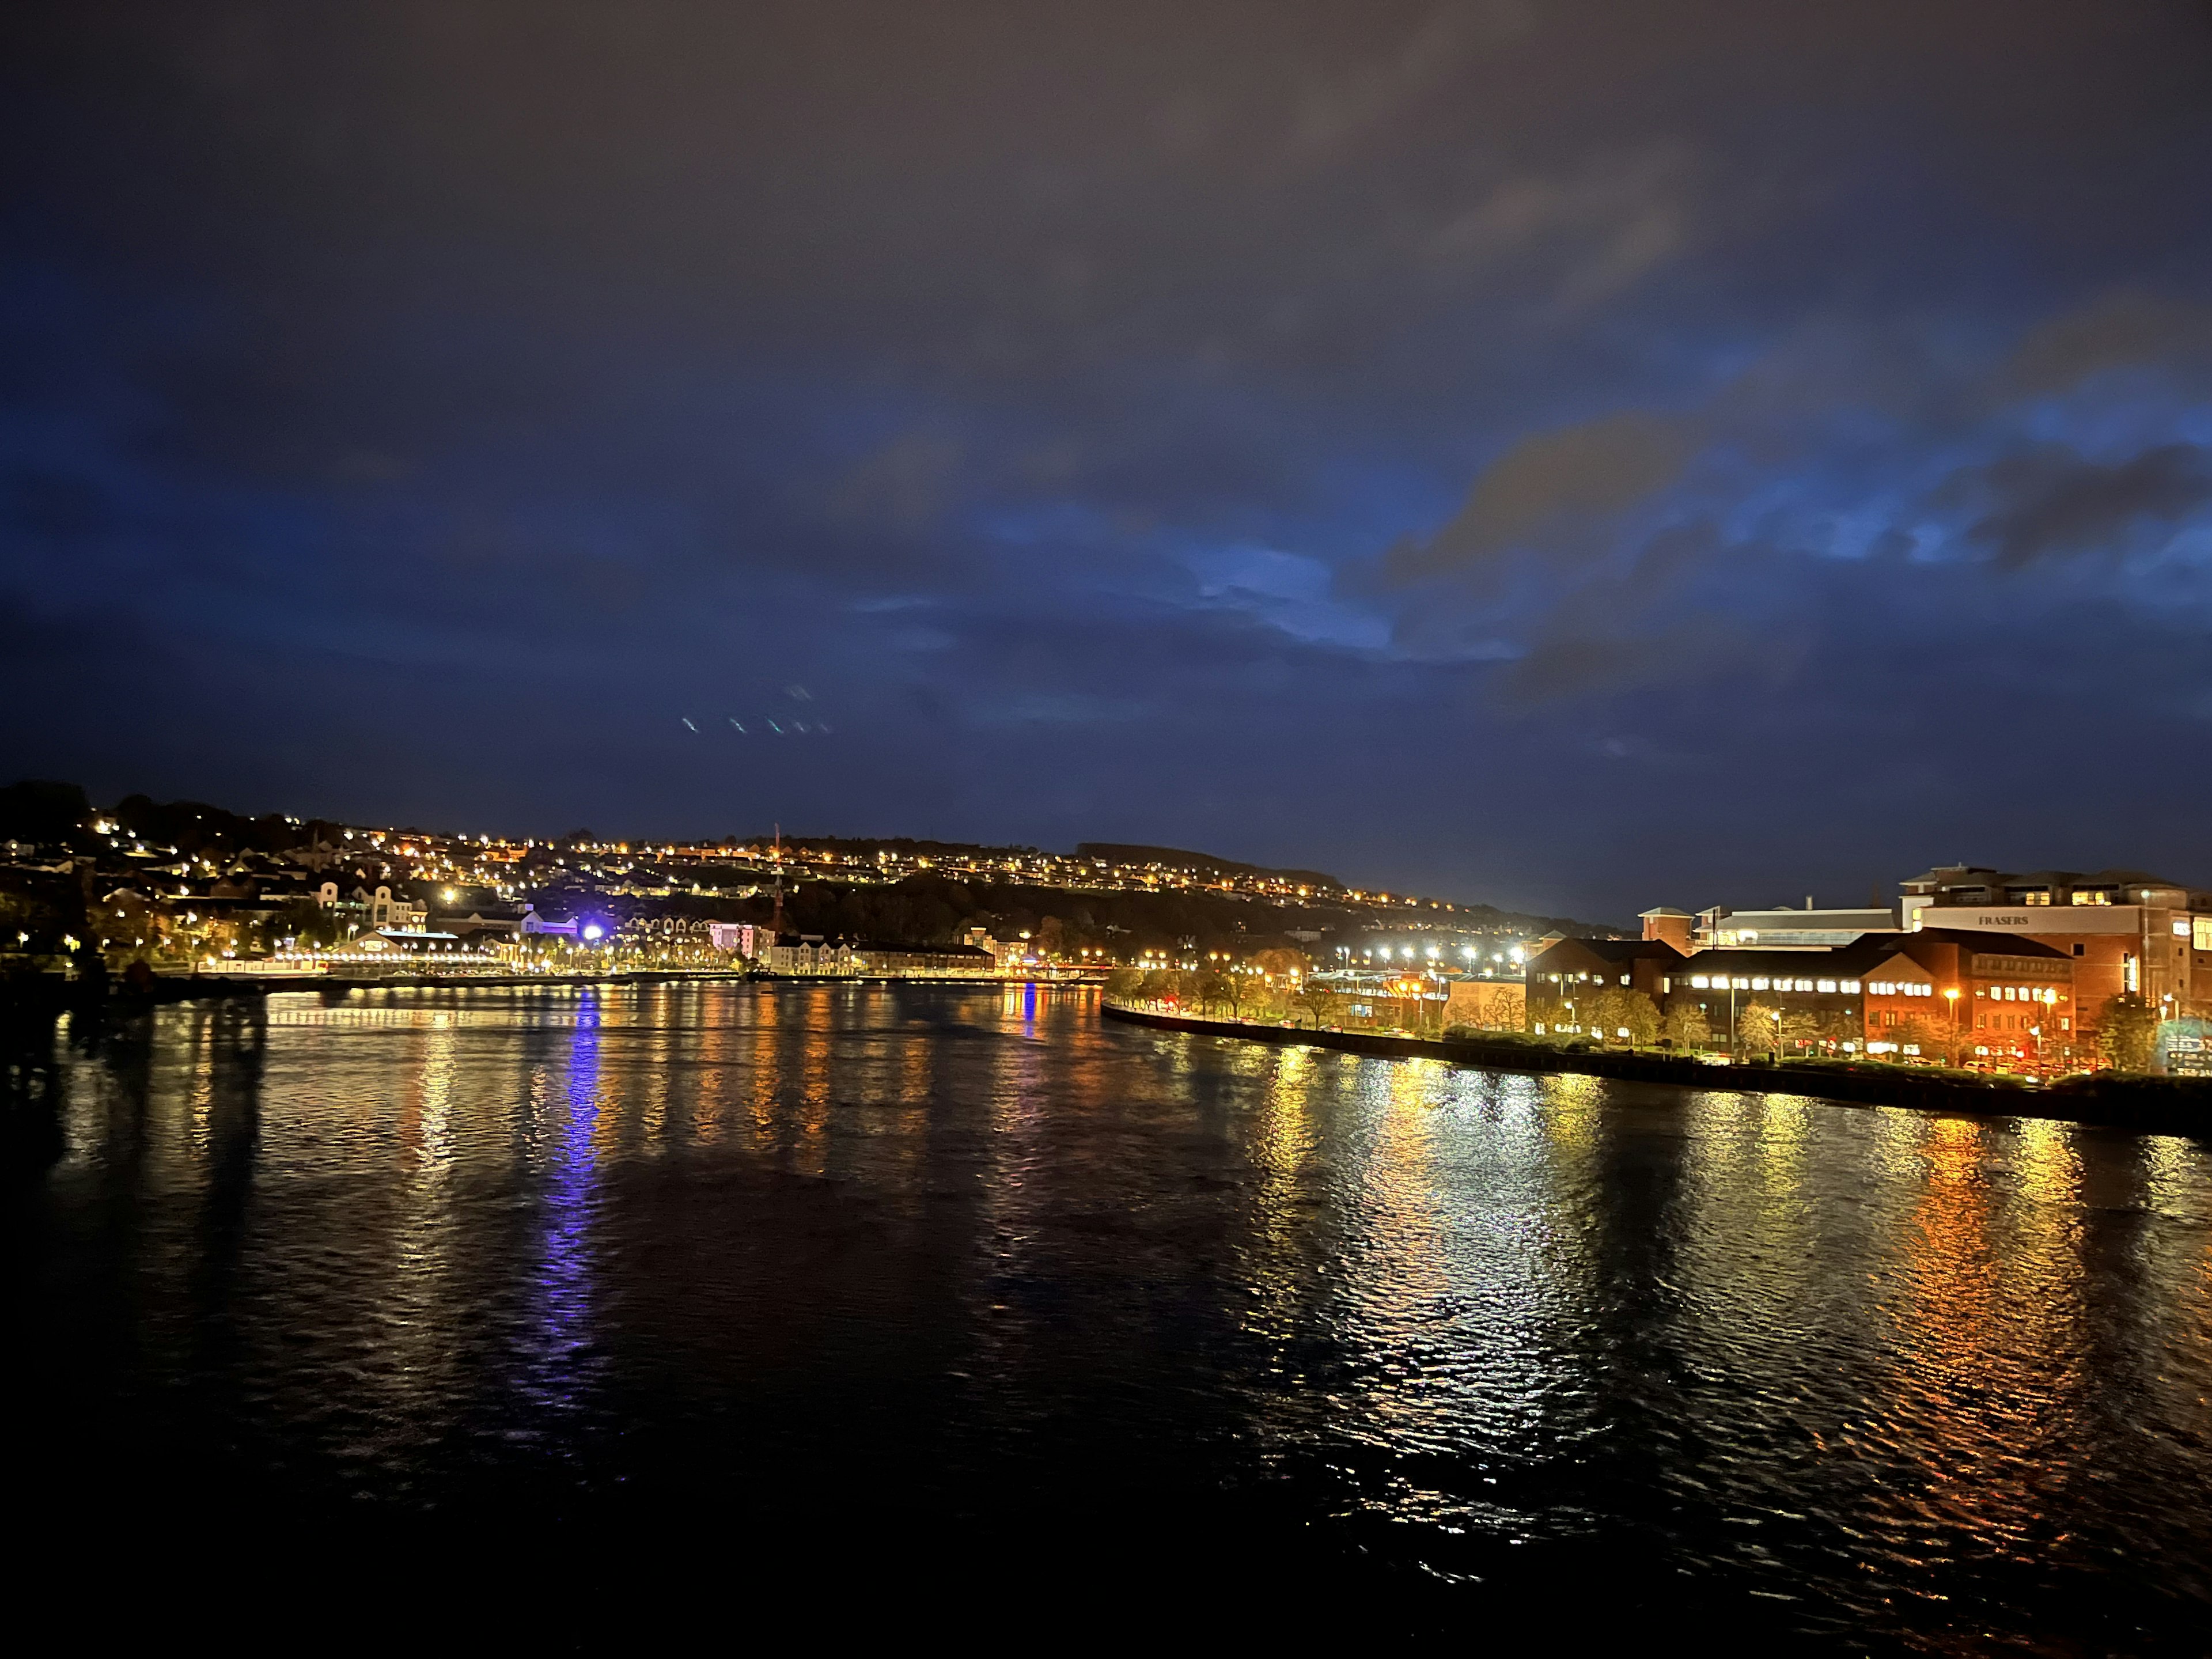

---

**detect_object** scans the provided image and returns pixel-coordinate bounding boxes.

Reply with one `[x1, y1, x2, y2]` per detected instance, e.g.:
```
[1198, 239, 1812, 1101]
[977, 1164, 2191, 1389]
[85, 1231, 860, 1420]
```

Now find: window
[1690, 975, 1710, 989]
[1869, 981, 1893, 995]
[2196, 916, 2212, 951]
[1619, 974, 1631, 986]
[1842, 980, 1861, 993]
[1796, 979, 1816, 993]
[2073, 890, 2111, 906]
[1732, 978, 1750, 990]
[1816, 979, 1838, 994]
[1751, 976, 1770, 991]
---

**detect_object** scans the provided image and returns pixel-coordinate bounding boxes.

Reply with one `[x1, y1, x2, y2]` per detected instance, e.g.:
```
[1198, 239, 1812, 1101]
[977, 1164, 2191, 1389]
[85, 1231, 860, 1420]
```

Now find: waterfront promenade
[1101, 1001, 2212, 1139]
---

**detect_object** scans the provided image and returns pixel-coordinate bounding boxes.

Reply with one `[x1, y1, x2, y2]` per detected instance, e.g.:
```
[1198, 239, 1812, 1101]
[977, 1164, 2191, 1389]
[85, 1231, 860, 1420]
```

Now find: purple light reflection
[517, 990, 605, 1424]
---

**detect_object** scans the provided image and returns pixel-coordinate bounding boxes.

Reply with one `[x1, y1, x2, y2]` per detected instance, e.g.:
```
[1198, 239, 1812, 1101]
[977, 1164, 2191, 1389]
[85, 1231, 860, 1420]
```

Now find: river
[13, 981, 2211, 1645]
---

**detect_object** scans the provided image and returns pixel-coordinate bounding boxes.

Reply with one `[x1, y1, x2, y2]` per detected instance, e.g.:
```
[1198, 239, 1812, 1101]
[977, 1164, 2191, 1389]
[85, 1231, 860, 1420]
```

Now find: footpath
[1101, 1001, 2212, 1140]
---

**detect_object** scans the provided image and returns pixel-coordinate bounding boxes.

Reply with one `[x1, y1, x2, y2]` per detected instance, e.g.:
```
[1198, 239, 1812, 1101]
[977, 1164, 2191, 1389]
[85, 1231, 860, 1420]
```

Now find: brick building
[1532, 925, 2076, 1071]
[1899, 865, 2212, 1039]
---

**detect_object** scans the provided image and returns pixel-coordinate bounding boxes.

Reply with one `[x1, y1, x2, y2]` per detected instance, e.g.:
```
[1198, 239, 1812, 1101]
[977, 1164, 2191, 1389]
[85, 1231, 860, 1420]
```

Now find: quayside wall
[1100, 1002, 2212, 1141]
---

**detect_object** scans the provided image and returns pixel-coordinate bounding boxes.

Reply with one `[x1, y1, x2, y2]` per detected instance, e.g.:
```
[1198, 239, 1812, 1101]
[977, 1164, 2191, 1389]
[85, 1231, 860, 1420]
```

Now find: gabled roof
[1530, 936, 1685, 965]
[1902, 927, 2071, 960]
[1680, 941, 1896, 978]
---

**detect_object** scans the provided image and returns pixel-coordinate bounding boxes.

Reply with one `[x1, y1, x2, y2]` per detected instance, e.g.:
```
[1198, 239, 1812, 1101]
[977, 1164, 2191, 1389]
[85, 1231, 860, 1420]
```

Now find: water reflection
[518, 990, 604, 1421]
[16, 983, 2212, 1645]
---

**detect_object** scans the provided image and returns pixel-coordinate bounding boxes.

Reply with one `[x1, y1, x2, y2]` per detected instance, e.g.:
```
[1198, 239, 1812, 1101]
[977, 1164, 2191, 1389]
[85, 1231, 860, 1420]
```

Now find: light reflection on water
[20, 983, 2212, 1643]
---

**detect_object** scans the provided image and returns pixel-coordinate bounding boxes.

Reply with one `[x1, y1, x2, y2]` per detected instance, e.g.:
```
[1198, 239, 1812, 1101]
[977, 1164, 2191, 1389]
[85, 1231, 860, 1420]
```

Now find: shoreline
[0, 967, 1091, 1018]
[1100, 1001, 2212, 1141]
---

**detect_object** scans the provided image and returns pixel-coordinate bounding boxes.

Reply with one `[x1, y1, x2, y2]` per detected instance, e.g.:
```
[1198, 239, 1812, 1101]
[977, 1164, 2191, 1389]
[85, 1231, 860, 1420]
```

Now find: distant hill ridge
[1071, 842, 1339, 889]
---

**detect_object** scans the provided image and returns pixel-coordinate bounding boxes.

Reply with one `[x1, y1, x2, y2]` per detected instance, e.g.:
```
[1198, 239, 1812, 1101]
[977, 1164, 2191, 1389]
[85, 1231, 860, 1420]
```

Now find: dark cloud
[1941, 444, 2212, 568]
[1998, 291, 2212, 397]
[1491, 615, 1766, 707]
[1383, 411, 1702, 584]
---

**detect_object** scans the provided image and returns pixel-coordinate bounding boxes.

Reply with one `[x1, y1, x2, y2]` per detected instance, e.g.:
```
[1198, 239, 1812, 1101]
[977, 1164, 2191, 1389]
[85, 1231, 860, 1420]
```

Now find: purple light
[581, 922, 604, 941]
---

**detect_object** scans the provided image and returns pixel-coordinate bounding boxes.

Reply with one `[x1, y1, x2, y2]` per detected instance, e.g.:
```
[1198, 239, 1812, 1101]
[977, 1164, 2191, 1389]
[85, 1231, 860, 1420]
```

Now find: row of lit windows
[1866, 981, 1934, 997]
[1983, 985, 2061, 1003]
[1685, 974, 1860, 993]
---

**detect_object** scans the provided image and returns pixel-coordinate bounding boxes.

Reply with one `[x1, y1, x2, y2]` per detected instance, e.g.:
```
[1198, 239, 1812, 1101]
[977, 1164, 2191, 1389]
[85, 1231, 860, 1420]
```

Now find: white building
[707, 921, 772, 957]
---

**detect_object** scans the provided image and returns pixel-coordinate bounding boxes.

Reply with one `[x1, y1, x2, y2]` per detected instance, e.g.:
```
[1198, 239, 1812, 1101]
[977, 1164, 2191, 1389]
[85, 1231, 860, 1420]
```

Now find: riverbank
[0, 965, 1094, 1022]
[1101, 1001, 2212, 1139]
[0, 966, 755, 1020]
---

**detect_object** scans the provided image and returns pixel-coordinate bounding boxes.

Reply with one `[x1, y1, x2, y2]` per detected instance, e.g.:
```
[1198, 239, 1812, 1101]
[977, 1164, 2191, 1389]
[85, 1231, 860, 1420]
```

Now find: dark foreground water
[12, 983, 2212, 1646]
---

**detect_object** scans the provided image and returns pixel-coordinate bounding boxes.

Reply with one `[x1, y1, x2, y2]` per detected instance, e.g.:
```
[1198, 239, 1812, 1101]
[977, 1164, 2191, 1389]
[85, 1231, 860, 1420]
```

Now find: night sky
[5, 3, 2211, 921]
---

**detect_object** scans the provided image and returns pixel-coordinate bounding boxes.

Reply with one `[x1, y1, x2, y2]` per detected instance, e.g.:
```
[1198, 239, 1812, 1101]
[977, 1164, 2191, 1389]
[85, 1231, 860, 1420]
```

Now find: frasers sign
[1917, 906, 2150, 936]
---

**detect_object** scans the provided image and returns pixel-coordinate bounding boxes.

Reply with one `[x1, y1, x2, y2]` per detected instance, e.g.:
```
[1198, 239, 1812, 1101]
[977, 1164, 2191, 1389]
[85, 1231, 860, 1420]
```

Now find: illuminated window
[1690, 975, 1710, 989]
[2072, 891, 2110, 906]
[1796, 979, 1816, 993]
[1751, 976, 1770, 991]
[1732, 977, 1750, 990]
[1842, 980, 1860, 993]
[1816, 979, 1838, 993]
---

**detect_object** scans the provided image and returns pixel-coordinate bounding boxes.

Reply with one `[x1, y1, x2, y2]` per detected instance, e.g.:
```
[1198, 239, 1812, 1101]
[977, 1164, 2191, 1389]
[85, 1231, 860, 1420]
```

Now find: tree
[1220, 967, 1250, 1017]
[278, 897, 345, 948]
[1737, 1000, 1781, 1059]
[1663, 1002, 1712, 1051]
[1291, 982, 1338, 1028]
[1194, 971, 1232, 1014]
[1779, 1010, 1821, 1058]
[1588, 987, 1661, 1047]
[2098, 992, 2160, 1073]
[1887, 1014, 1946, 1065]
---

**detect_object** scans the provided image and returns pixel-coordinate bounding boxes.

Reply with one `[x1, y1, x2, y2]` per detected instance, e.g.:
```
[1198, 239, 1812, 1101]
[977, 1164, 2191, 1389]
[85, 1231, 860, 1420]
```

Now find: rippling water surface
[16, 982, 2212, 1644]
